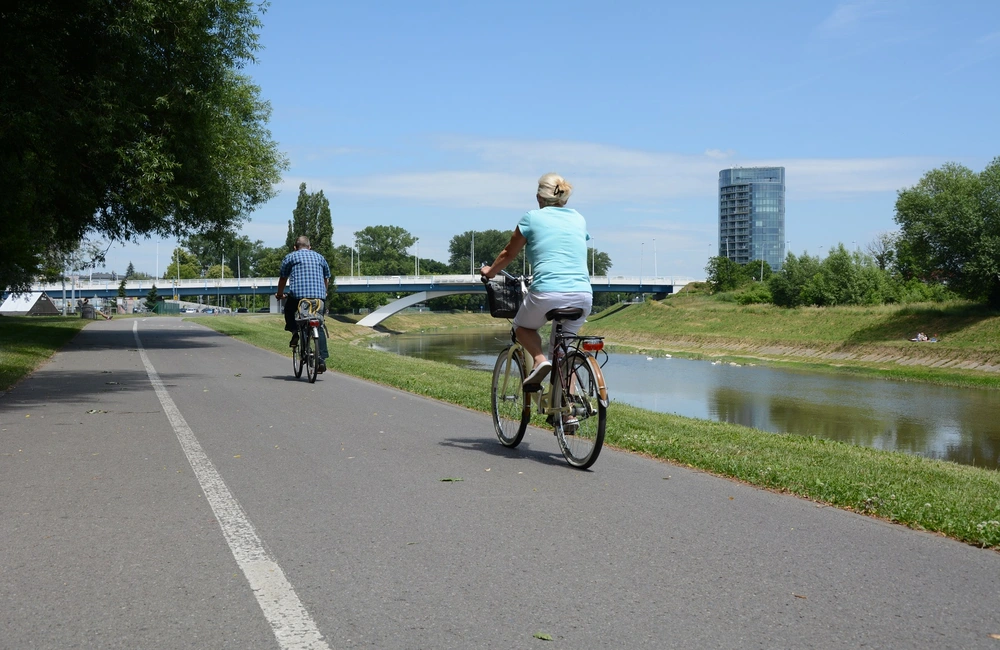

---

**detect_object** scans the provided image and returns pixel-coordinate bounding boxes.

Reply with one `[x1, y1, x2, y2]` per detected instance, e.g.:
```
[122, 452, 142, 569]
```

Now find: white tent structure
[0, 291, 60, 316]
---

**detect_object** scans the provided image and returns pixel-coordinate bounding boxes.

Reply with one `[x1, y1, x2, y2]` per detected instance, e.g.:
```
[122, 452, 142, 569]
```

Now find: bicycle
[290, 298, 326, 383]
[484, 271, 609, 469]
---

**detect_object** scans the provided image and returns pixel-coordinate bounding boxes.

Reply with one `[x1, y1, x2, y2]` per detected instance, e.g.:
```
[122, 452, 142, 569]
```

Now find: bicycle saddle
[545, 307, 584, 322]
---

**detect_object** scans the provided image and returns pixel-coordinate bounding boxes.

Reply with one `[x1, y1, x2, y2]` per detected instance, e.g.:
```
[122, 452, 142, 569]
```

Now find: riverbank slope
[582, 296, 1000, 388]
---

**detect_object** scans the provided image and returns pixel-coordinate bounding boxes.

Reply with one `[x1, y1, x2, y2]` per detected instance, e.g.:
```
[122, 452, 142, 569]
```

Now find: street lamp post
[640, 242, 644, 289]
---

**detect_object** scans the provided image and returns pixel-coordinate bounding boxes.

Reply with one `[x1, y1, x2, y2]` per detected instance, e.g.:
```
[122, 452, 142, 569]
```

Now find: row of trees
[706, 157, 999, 308]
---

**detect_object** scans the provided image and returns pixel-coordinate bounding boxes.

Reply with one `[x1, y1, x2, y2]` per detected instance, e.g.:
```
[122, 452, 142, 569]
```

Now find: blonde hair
[536, 173, 572, 207]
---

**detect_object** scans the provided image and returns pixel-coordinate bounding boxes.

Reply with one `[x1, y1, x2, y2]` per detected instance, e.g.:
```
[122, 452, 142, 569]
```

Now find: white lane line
[132, 321, 330, 650]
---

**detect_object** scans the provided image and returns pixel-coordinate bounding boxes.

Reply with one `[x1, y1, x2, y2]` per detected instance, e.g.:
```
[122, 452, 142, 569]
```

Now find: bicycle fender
[584, 354, 609, 406]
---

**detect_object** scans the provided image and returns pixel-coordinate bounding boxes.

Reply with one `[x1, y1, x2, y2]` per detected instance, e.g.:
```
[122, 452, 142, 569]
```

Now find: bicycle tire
[305, 330, 318, 383]
[491, 346, 529, 447]
[292, 330, 303, 378]
[555, 351, 607, 469]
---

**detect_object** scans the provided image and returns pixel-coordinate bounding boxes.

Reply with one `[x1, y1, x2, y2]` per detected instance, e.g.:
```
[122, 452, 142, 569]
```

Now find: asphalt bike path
[1, 317, 998, 649]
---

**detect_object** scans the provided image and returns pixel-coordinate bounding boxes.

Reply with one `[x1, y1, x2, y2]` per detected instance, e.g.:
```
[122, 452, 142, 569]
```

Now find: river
[367, 329, 1000, 470]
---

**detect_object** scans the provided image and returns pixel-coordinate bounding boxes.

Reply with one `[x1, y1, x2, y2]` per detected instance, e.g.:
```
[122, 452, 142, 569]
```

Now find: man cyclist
[276, 235, 331, 374]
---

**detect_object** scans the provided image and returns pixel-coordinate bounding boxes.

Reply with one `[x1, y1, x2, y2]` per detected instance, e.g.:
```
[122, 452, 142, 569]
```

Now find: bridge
[26, 274, 695, 326]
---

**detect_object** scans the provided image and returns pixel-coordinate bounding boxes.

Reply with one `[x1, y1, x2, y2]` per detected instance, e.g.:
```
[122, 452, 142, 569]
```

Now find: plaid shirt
[279, 249, 331, 298]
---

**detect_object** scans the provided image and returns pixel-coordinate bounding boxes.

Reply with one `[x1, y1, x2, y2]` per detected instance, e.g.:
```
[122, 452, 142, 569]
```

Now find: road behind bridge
[1, 317, 998, 649]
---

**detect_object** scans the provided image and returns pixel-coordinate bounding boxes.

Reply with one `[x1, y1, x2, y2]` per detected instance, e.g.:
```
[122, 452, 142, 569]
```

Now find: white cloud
[303, 136, 936, 208]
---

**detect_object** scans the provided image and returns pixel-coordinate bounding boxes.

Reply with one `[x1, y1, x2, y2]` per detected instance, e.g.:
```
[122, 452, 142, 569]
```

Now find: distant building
[718, 166, 785, 271]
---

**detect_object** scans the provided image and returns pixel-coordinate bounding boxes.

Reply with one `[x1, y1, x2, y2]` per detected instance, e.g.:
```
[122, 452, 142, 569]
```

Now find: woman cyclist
[480, 173, 593, 389]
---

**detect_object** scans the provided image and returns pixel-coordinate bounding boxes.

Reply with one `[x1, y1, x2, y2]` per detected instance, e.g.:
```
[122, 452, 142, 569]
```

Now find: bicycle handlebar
[480, 262, 523, 284]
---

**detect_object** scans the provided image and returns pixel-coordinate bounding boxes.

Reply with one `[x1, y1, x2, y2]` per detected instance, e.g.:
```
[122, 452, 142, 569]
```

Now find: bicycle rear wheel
[305, 331, 318, 383]
[556, 351, 607, 469]
[491, 346, 529, 447]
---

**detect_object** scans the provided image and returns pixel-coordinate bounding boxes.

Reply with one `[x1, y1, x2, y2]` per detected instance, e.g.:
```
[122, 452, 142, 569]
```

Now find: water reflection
[370, 330, 1000, 469]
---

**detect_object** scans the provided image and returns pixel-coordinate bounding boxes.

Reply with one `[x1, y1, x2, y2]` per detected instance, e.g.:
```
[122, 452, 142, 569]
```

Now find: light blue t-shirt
[517, 207, 592, 293]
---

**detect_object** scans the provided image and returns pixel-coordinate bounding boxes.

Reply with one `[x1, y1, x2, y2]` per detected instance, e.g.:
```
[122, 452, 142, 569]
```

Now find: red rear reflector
[309, 319, 320, 327]
[582, 340, 603, 351]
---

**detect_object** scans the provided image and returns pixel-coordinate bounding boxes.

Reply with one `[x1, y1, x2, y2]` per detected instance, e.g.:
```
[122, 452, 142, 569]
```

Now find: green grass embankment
[197, 310, 1000, 550]
[584, 296, 1000, 389]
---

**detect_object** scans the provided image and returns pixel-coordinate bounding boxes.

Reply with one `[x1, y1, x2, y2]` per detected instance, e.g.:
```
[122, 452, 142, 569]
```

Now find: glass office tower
[718, 166, 785, 271]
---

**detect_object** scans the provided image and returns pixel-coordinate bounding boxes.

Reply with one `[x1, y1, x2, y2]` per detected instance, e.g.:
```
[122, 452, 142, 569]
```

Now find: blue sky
[111, 0, 999, 280]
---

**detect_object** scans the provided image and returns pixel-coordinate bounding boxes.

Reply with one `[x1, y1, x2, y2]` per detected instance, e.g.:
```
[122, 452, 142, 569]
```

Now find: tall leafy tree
[866, 232, 898, 272]
[286, 183, 334, 262]
[448, 230, 521, 273]
[0, 2, 287, 293]
[254, 247, 288, 278]
[894, 158, 1000, 306]
[164, 248, 202, 280]
[355, 225, 417, 275]
[705, 256, 748, 292]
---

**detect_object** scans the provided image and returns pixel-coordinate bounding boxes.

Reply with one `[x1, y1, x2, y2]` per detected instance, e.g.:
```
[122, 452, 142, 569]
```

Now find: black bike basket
[484, 276, 523, 318]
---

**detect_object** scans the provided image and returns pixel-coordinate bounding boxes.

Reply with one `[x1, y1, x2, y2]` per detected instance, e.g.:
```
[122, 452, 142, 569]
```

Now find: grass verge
[197, 313, 1000, 550]
[0, 316, 90, 391]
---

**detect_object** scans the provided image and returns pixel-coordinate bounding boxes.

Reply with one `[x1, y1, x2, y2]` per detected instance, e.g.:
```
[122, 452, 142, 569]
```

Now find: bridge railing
[28, 274, 698, 293]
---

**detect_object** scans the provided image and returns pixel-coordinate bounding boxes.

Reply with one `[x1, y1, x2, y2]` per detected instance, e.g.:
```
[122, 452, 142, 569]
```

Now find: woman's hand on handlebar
[479, 265, 495, 280]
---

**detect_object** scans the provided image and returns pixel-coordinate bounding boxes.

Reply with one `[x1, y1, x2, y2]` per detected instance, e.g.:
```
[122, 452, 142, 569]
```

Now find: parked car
[256, 307, 270, 313]
[236, 307, 248, 313]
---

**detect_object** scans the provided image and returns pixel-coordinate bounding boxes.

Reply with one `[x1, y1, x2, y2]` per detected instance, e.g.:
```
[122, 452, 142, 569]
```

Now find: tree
[588, 249, 613, 277]
[0, 3, 287, 293]
[286, 183, 335, 262]
[768, 246, 893, 307]
[894, 158, 1000, 306]
[355, 225, 417, 275]
[181, 232, 266, 277]
[866, 232, 898, 272]
[125, 262, 136, 279]
[204, 264, 235, 279]
[144, 285, 159, 312]
[705, 256, 746, 292]
[448, 230, 523, 274]
[255, 247, 288, 278]
[768, 253, 823, 307]
[164, 248, 202, 280]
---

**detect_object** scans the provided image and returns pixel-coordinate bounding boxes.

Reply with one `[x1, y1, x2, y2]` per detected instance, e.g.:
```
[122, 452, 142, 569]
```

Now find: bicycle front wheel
[305, 331, 318, 383]
[491, 346, 529, 447]
[556, 352, 607, 469]
[292, 335, 303, 378]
